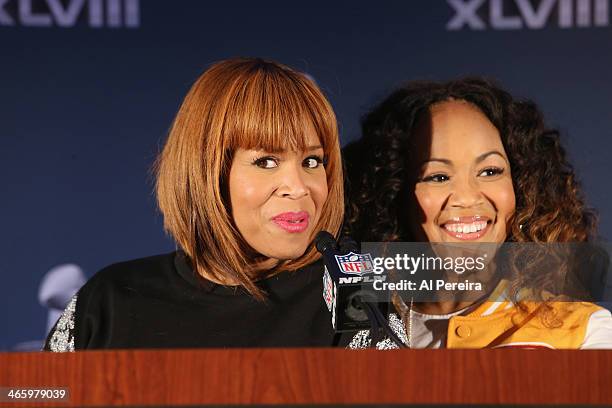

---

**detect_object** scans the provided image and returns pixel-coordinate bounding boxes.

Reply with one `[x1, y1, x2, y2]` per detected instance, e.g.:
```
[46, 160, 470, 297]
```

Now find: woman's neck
[195, 256, 281, 285]
[412, 301, 476, 315]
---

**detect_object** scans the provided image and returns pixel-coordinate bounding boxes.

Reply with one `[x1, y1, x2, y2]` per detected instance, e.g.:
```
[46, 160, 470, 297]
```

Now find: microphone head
[315, 231, 337, 253]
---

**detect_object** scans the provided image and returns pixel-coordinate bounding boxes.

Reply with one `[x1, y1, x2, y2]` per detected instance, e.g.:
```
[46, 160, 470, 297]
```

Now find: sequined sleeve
[347, 313, 406, 350]
[44, 295, 77, 352]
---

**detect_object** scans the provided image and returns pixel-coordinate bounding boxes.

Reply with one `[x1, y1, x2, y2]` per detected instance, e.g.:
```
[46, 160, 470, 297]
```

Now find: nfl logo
[335, 252, 374, 275]
[322, 267, 335, 312]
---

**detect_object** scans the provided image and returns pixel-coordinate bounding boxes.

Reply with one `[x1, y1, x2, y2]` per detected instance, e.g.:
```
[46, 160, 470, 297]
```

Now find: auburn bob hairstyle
[155, 58, 343, 299]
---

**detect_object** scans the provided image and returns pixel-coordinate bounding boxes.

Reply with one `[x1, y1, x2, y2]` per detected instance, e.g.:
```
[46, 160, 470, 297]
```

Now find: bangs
[157, 57, 343, 300]
[222, 68, 335, 154]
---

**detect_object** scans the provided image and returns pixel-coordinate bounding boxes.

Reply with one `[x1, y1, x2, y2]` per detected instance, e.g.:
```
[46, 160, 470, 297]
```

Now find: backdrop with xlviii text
[1, 0, 611, 349]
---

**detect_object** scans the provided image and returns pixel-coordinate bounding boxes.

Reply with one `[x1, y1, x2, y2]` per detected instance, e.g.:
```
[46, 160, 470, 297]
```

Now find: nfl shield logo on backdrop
[334, 252, 374, 275]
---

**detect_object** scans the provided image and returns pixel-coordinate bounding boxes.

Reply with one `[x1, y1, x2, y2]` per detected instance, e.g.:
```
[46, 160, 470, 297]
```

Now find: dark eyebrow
[475, 150, 507, 164]
[420, 158, 452, 166]
[420, 150, 507, 166]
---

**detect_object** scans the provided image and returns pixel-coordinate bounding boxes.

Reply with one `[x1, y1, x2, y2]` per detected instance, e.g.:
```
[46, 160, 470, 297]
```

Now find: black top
[44, 251, 353, 349]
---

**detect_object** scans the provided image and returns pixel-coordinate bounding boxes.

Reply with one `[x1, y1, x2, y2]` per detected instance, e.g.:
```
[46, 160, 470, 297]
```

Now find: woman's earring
[519, 224, 524, 230]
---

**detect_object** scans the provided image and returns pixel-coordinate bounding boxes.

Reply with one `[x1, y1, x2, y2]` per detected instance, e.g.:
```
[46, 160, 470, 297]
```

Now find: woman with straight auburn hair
[44, 57, 346, 350]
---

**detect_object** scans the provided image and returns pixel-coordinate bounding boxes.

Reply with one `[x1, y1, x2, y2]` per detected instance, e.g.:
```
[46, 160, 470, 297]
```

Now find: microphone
[315, 231, 388, 332]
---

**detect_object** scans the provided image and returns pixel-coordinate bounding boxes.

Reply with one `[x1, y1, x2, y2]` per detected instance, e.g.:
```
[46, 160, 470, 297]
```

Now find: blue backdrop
[2, 0, 611, 350]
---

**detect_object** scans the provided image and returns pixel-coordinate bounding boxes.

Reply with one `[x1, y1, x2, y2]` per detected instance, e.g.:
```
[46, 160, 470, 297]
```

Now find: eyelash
[420, 167, 505, 183]
[479, 167, 505, 177]
[252, 155, 326, 169]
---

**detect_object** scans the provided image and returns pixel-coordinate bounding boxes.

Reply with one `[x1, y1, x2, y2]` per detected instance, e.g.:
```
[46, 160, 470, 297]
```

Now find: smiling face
[228, 126, 328, 261]
[408, 100, 516, 243]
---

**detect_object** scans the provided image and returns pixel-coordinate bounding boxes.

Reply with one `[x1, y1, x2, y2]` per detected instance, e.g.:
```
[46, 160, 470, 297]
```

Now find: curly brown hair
[343, 78, 600, 319]
[344, 77, 596, 245]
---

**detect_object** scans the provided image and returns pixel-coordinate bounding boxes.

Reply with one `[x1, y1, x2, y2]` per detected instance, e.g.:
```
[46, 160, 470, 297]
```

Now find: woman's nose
[276, 164, 308, 199]
[448, 177, 483, 208]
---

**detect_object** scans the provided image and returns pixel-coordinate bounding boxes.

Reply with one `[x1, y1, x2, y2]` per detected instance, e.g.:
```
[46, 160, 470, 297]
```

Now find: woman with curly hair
[344, 78, 612, 349]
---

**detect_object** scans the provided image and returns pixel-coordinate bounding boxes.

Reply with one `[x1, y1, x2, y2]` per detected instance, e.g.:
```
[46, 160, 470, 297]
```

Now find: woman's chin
[261, 245, 308, 262]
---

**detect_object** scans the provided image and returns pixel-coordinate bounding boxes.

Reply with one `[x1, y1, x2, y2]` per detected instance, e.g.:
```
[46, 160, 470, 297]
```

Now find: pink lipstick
[271, 211, 310, 233]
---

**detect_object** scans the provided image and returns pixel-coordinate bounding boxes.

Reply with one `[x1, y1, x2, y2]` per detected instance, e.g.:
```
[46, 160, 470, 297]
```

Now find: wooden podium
[1, 348, 611, 406]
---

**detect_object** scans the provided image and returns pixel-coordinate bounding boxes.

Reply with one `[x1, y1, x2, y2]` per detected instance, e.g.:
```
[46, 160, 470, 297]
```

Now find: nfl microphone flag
[316, 231, 388, 332]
